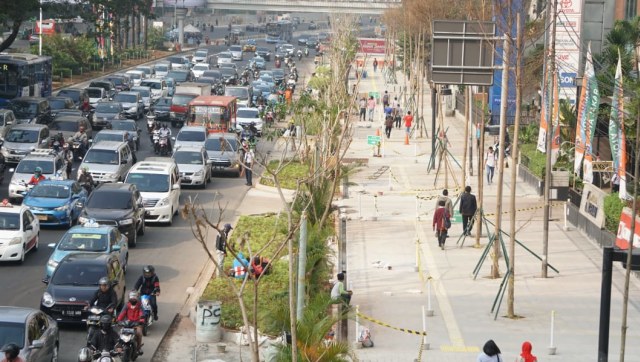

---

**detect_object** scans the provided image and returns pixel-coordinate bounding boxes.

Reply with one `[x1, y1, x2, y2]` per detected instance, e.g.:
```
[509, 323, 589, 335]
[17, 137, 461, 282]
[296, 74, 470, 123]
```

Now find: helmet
[81, 166, 89, 173]
[143, 265, 155, 275]
[223, 223, 233, 232]
[98, 277, 109, 286]
[128, 291, 139, 301]
[1, 343, 19, 359]
[99, 315, 112, 331]
[78, 347, 91, 362]
[34, 167, 42, 175]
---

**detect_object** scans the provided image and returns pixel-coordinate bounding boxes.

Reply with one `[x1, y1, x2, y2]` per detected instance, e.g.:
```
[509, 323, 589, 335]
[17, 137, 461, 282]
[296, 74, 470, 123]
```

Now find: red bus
[187, 96, 237, 134]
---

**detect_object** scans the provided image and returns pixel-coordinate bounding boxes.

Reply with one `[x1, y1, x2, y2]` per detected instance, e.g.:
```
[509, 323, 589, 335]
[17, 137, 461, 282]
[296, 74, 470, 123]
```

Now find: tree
[0, 0, 40, 52]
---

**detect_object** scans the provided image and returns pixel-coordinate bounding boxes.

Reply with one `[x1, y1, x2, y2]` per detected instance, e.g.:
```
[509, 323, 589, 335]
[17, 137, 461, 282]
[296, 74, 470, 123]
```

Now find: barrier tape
[356, 312, 428, 336]
[484, 202, 563, 217]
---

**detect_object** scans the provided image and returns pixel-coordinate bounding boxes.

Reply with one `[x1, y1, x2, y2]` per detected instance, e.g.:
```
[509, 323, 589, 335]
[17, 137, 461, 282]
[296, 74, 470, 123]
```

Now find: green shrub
[604, 193, 625, 233]
[519, 143, 546, 178]
[260, 160, 309, 190]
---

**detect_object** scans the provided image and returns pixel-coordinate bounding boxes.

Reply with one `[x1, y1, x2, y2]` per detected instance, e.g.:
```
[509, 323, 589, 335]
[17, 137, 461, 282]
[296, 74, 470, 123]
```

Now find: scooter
[78, 347, 121, 362]
[297, 50, 302, 60]
[158, 136, 169, 156]
[140, 290, 158, 336]
[152, 131, 160, 154]
[85, 304, 114, 343]
[146, 113, 156, 133]
[304, 48, 309, 57]
[265, 109, 275, 125]
[118, 321, 141, 362]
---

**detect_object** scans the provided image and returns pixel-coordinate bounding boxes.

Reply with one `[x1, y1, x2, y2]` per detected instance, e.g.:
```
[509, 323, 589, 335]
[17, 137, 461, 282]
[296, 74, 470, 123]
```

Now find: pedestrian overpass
[206, 0, 402, 15]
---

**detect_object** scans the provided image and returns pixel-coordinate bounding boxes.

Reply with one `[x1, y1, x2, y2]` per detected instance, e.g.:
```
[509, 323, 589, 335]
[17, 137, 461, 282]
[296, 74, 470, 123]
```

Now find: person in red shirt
[1, 343, 25, 362]
[117, 291, 145, 353]
[28, 167, 46, 185]
[432, 200, 450, 250]
[403, 111, 414, 135]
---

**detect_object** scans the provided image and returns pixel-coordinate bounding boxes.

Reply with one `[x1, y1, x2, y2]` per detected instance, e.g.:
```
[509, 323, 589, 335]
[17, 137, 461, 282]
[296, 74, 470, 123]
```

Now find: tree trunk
[0, 20, 22, 53]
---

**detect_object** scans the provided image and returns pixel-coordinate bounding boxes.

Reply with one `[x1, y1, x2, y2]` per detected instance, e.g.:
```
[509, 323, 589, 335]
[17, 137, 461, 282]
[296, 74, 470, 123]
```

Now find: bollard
[548, 310, 557, 355]
[388, 171, 392, 191]
[426, 279, 434, 316]
[342, 175, 349, 199]
[421, 306, 429, 350]
[563, 198, 570, 231]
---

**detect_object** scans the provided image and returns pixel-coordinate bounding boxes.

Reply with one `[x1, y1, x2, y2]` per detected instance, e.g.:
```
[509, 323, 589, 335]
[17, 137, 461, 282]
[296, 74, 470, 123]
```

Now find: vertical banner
[554, 0, 582, 105]
[575, 43, 595, 178]
[537, 59, 551, 153]
[551, 69, 561, 165]
[609, 54, 627, 199]
[582, 44, 599, 184]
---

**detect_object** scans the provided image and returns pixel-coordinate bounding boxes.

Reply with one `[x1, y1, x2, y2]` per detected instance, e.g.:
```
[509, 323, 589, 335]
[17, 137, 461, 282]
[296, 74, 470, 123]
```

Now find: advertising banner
[575, 44, 596, 179]
[609, 54, 627, 199]
[554, 0, 583, 105]
[357, 38, 386, 55]
[617, 207, 640, 250]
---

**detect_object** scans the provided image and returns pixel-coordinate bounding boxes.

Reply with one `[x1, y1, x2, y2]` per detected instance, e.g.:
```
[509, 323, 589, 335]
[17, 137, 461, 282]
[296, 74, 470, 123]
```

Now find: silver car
[0, 306, 59, 361]
[1, 124, 50, 163]
[229, 45, 243, 61]
[172, 146, 212, 188]
[204, 134, 241, 177]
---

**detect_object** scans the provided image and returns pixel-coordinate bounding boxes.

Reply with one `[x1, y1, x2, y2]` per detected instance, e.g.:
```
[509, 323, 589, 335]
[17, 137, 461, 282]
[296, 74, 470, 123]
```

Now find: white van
[124, 159, 181, 225]
[125, 70, 146, 87]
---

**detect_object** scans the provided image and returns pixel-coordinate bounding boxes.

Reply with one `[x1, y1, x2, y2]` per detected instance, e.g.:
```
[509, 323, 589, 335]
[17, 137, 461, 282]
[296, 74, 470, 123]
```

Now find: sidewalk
[343, 62, 640, 361]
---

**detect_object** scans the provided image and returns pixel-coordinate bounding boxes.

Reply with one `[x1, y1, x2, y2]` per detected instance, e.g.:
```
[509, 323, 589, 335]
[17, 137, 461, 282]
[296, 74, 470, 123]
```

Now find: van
[2, 124, 50, 163]
[125, 158, 181, 225]
[224, 86, 252, 107]
[140, 79, 168, 100]
[8, 149, 67, 201]
[78, 141, 134, 183]
[125, 70, 146, 87]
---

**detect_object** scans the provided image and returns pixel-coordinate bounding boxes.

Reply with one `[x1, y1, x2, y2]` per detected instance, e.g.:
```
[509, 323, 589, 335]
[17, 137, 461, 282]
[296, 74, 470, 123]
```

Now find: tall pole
[431, 86, 437, 157]
[475, 87, 486, 248]
[463, 88, 469, 185]
[38, 0, 43, 56]
[507, 13, 523, 318]
[492, 35, 509, 278]
[469, 88, 474, 176]
[598, 247, 614, 362]
[296, 213, 308, 320]
[542, 0, 558, 278]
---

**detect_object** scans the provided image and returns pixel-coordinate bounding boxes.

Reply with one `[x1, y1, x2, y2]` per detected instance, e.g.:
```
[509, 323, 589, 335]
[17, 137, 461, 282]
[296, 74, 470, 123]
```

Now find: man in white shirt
[244, 145, 255, 186]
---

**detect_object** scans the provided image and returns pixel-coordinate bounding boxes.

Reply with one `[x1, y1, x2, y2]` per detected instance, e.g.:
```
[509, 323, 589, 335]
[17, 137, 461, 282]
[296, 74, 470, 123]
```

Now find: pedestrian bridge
[207, 0, 401, 15]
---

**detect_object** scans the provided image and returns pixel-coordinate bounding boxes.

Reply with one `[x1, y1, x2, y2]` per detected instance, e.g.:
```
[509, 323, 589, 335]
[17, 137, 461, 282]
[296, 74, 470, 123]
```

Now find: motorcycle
[287, 79, 296, 91]
[240, 123, 259, 146]
[213, 83, 225, 96]
[118, 321, 141, 362]
[265, 109, 275, 125]
[86, 305, 113, 343]
[304, 48, 309, 57]
[140, 290, 158, 336]
[70, 137, 86, 161]
[158, 136, 169, 156]
[275, 59, 281, 68]
[17, 180, 35, 197]
[146, 113, 156, 134]
[253, 69, 260, 79]
[78, 347, 121, 362]
[152, 131, 160, 154]
[297, 50, 302, 60]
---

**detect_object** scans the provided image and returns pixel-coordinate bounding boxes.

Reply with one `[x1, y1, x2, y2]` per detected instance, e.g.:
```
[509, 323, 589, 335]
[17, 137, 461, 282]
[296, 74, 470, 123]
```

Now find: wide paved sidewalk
[341, 60, 640, 361]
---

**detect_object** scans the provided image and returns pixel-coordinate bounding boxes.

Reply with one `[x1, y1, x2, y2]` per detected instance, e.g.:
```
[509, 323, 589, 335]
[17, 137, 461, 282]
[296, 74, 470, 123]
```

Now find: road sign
[367, 135, 381, 145]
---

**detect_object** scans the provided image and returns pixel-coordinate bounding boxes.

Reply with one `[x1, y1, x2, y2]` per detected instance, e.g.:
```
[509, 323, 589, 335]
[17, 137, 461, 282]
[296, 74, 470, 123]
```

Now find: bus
[187, 96, 238, 133]
[265, 21, 293, 43]
[0, 54, 52, 107]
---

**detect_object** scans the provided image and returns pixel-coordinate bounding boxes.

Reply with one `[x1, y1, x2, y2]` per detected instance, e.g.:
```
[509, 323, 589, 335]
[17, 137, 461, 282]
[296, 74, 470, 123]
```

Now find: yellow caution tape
[484, 202, 563, 217]
[357, 312, 427, 336]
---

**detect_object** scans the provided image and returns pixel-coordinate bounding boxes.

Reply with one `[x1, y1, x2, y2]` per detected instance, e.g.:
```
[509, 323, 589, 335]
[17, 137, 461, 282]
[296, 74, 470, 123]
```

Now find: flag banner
[575, 43, 597, 181]
[551, 69, 561, 165]
[609, 53, 627, 198]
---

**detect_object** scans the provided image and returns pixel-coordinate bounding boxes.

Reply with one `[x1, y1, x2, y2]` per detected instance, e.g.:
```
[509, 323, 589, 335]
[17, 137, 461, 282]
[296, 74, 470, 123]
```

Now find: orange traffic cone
[376, 128, 381, 137]
[404, 133, 410, 145]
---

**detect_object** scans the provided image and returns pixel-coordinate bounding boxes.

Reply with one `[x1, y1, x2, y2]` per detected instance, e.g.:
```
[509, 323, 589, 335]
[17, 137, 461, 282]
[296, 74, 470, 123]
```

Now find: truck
[170, 83, 211, 128]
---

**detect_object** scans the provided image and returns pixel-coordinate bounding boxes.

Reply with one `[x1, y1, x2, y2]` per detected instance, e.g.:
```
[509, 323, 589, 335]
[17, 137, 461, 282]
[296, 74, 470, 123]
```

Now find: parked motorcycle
[118, 321, 141, 362]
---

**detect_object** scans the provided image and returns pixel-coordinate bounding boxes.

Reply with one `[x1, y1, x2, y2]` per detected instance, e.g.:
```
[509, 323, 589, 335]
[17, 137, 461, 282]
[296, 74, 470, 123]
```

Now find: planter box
[518, 164, 543, 196]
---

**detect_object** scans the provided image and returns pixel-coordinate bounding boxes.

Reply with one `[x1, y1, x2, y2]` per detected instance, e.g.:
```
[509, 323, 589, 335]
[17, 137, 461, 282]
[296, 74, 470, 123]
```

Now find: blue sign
[559, 72, 576, 87]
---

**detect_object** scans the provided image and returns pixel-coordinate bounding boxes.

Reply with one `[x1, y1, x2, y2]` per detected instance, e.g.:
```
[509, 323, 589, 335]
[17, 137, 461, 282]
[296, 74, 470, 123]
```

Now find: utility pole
[475, 86, 486, 248]
[542, 0, 558, 279]
[492, 34, 510, 278]
[38, 0, 43, 56]
[463, 87, 469, 185]
[296, 213, 308, 320]
[507, 13, 523, 318]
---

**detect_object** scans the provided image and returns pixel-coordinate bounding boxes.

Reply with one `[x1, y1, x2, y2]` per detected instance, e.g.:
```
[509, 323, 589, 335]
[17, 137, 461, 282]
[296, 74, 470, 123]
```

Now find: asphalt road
[0, 29, 320, 361]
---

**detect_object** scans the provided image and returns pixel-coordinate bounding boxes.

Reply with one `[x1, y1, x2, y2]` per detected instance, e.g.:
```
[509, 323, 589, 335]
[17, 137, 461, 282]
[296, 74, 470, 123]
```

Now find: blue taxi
[44, 221, 129, 279]
[23, 180, 88, 227]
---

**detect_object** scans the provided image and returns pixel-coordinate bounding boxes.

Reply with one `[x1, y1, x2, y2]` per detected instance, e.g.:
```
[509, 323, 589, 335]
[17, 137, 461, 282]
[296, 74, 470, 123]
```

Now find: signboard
[162, 0, 205, 7]
[616, 207, 640, 250]
[591, 161, 613, 172]
[553, 0, 583, 104]
[367, 135, 381, 145]
[578, 183, 607, 228]
[357, 38, 386, 55]
[430, 20, 496, 85]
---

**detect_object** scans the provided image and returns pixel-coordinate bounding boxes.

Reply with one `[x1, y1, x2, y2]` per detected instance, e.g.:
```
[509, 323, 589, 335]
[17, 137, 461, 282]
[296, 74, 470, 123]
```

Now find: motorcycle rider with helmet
[88, 315, 121, 353]
[28, 167, 46, 186]
[88, 277, 117, 315]
[158, 124, 172, 153]
[1, 343, 25, 362]
[117, 291, 145, 355]
[134, 265, 160, 321]
[72, 126, 89, 158]
[78, 166, 95, 193]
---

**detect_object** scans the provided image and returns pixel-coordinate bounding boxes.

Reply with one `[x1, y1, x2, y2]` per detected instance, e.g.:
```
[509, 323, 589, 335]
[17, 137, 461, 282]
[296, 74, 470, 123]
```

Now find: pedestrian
[394, 101, 402, 128]
[403, 111, 413, 135]
[373, 58, 378, 72]
[330, 272, 353, 306]
[436, 189, 453, 220]
[383, 102, 393, 120]
[459, 186, 478, 236]
[517, 341, 538, 362]
[215, 223, 233, 277]
[367, 96, 376, 122]
[384, 114, 393, 138]
[432, 200, 450, 250]
[477, 340, 502, 362]
[485, 146, 496, 185]
[244, 145, 255, 186]
[612, 172, 620, 193]
[382, 90, 389, 108]
[359, 97, 367, 122]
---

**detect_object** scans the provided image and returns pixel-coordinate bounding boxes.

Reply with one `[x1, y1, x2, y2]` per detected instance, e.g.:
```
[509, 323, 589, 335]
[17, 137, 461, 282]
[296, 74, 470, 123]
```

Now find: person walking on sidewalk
[367, 96, 376, 122]
[404, 111, 413, 136]
[433, 200, 450, 250]
[477, 339, 502, 362]
[373, 58, 378, 72]
[384, 113, 393, 139]
[485, 146, 496, 185]
[358, 97, 367, 122]
[459, 186, 478, 236]
[215, 223, 233, 277]
[436, 189, 453, 220]
[382, 90, 390, 108]
[517, 341, 538, 362]
[244, 146, 255, 186]
[394, 101, 402, 128]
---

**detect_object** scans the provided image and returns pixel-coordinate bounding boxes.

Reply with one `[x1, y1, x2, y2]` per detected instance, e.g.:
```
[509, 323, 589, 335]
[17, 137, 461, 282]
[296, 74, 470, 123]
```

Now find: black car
[150, 97, 172, 122]
[297, 37, 308, 46]
[56, 88, 89, 107]
[166, 70, 194, 85]
[271, 69, 285, 85]
[255, 47, 271, 61]
[47, 96, 75, 117]
[8, 97, 53, 125]
[0, 307, 59, 361]
[93, 101, 124, 129]
[88, 80, 117, 100]
[220, 68, 238, 85]
[41, 253, 126, 324]
[306, 38, 319, 49]
[201, 70, 223, 84]
[78, 183, 145, 247]
[105, 75, 131, 92]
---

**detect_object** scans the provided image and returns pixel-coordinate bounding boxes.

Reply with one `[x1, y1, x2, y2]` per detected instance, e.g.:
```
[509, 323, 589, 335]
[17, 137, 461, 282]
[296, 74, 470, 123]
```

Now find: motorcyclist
[88, 277, 117, 315]
[73, 126, 89, 157]
[152, 124, 161, 154]
[28, 167, 46, 186]
[78, 166, 95, 193]
[80, 99, 92, 113]
[61, 143, 73, 179]
[158, 124, 172, 153]
[1, 343, 25, 362]
[88, 315, 120, 353]
[134, 265, 160, 321]
[116, 291, 145, 355]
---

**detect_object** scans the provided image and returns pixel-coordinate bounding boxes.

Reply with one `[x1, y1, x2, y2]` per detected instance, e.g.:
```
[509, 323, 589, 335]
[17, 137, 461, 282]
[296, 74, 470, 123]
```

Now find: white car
[125, 70, 146, 87]
[217, 52, 233, 67]
[192, 64, 210, 79]
[140, 79, 168, 100]
[172, 146, 211, 189]
[0, 201, 40, 263]
[154, 63, 170, 79]
[125, 159, 181, 225]
[236, 107, 263, 135]
[192, 49, 209, 63]
[281, 44, 295, 56]
[229, 45, 243, 61]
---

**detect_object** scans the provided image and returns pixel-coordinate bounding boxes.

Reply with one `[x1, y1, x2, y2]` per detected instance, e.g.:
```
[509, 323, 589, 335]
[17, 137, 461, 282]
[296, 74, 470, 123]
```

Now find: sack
[444, 212, 452, 229]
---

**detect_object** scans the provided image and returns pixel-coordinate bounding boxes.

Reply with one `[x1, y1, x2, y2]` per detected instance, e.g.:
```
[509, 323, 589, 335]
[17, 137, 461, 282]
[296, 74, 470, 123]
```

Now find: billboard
[554, 0, 583, 105]
[162, 0, 205, 7]
[617, 207, 640, 250]
[357, 38, 386, 55]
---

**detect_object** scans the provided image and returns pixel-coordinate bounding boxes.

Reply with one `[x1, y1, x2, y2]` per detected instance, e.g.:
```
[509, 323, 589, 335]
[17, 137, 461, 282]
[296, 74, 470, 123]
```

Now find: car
[172, 146, 212, 188]
[44, 221, 129, 279]
[0, 109, 17, 137]
[140, 79, 168, 100]
[78, 141, 135, 183]
[85, 87, 107, 107]
[192, 63, 210, 79]
[217, 52, 233, 67]
[225, 86, 253, 108]
[242, 39, 257, 52]
[93, 101, 125, 129]
[47, 96, 75, 117]
[318, 32, 330, 43]
[8, 97, 52, 125]
[297, 37, 308, 46]
[124, 159, 181, 225]
[252, 83, 273, 103]
[173, 125, 208, 149]
[201, 70, 223, 84]
[105, 74, 131, 92]
[78, 183, 145, 246]
[154, 62, 171, 79]
[219, 62, 238, 71]
[192, 48, 210, 64]
[306, 37, 319, 49]
[88, 80, 117, 100]
[274, 51, 287, 61]
[56, 88, 89, 107]
[135, 66, 154, 79]
[249, 56, 266, 70]
[2, 124, 50, 164]
[271, 69, 285, 85]
[205, 134, 241, 177]
[258, 74, 276, 89]
[165, 70, 194, 85]
[308, 21, 318, 30]
[23, 179, 88, 227]
[150, 97, 172, 122]
[125, 70, 145, 87]
[90, 130, 129, 148]
[167, 55, 191, 70]
[113, 91, 144, 120]
[40, 253, 126, 323]
[195, 77, 217, 88]
[220, 68, 238, 85]
[255, 47, 272, 61]
[166, 77, 176, 96]
[280, 44, 295, 56]
[0, 200, 40, 263]
[8, 149, 67, 201]
[229, 45, 243, 61]
[109, 119, 141, 150]
[245, 23, 257, 32]
[236, 107, 263, 135]
[48, 114, 93, 141]
[0, 307, 59, 361]
[130, 86, 152, 111]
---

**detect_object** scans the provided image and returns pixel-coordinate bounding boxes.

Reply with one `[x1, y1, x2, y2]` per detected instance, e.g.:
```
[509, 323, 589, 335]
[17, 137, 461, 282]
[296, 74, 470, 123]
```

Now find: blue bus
[0, 53, 53, 107]
[265, 21, 293, 43]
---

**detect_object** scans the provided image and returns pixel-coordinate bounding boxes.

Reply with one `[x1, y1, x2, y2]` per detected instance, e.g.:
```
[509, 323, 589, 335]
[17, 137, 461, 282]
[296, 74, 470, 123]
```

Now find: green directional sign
[367, 135, 381, 145]
[368, 91, 380, 99]
[453, 210, 462, 223]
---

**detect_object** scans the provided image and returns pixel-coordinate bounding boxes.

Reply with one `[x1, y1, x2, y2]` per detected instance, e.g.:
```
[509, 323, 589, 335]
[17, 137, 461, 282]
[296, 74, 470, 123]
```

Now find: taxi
[242, 39, 257, 52]
[23, 179, 88, 227]
[0, 199, 40, 264]
[44, 220, 129, 279]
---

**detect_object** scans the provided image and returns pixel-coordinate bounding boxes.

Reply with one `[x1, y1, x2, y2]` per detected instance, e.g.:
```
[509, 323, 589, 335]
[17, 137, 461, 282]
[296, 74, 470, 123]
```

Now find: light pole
[173, 0, 177, 30]
[38, 0, 43, 56]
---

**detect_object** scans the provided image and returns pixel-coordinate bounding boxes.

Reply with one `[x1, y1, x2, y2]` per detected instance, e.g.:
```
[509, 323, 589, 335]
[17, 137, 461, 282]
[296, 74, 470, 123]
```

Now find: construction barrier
[356, 312, 427, 336]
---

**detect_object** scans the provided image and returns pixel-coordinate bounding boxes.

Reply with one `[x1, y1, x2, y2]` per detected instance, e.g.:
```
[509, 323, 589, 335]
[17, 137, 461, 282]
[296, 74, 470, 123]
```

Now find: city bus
[0, 54, 53, 107]
[265, 21, 293, 43]
[187, 96, 237, 134]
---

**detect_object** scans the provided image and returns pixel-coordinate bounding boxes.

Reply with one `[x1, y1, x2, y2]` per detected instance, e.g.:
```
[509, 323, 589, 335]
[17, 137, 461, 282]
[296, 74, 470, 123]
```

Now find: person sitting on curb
[330, 272, 352, 306]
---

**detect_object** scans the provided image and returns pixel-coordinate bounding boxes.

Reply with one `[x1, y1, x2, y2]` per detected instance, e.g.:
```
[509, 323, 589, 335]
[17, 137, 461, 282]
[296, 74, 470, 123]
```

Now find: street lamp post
[38, 0, 43, 56]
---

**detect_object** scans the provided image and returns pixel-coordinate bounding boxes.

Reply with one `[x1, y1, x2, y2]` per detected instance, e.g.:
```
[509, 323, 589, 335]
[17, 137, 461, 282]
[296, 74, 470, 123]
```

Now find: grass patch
[519, 143, 546, 178]
[259, 160, 309, 190]
[200, 213, 290, 334]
